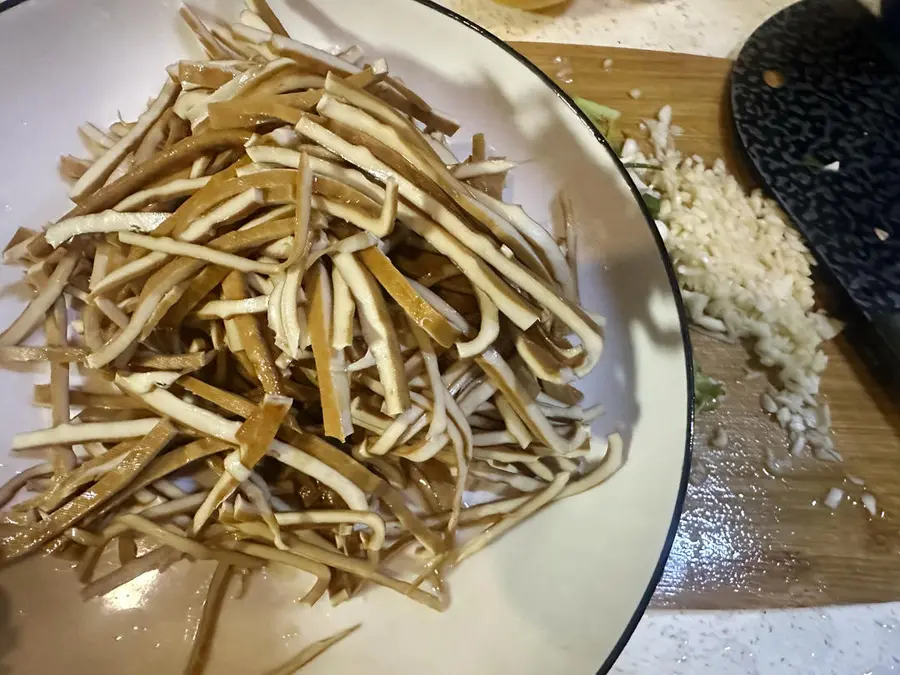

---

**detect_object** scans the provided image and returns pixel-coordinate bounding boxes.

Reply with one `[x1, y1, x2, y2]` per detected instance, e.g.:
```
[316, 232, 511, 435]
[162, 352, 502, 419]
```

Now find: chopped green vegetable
[694, 365, 725, 414]
[574, 97, 622, 123]
[800, 155, 825, 170]
[575, 96, 624, 153]
[641, 193, 661, 219]
[623, 162, 662, 170]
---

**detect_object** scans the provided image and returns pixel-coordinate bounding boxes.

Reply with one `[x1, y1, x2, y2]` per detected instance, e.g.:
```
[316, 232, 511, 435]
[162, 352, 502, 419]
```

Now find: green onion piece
[574, 97, 622, 123]
[641, 193, 661, 219]
[694, 365, 725, 414]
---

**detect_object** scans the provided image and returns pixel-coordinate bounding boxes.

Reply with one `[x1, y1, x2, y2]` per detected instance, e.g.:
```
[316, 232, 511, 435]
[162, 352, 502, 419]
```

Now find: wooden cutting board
[513, 42, 900, 609]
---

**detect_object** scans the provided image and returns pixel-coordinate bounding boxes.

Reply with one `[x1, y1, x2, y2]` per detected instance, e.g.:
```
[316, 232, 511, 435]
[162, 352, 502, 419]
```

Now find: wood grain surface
[514, 42, 900, 609]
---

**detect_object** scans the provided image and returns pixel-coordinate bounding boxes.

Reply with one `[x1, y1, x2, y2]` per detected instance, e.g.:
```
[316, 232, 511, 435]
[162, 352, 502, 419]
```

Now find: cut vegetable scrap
[0, 4, 623, 673]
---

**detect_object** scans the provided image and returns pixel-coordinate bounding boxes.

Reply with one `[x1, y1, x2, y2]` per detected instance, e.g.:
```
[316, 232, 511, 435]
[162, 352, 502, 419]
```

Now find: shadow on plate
[0, 586, 16, 675]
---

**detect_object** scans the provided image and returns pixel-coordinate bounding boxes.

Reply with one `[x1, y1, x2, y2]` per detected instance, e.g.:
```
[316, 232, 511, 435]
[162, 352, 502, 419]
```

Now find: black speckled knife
[732, 0, 900, 377]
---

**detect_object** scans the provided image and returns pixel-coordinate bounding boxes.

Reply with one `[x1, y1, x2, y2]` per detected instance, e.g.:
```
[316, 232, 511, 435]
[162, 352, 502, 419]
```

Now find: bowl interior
[0, 1, 691, 673]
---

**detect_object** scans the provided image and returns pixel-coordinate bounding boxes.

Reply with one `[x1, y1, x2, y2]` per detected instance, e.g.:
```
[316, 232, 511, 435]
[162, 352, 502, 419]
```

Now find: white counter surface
[438, 0, 794, 57]
[435, 1, 900, 674]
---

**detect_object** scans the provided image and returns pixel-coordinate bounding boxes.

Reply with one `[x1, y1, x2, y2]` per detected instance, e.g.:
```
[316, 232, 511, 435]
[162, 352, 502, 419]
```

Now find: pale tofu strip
[188, 155, 213, 180]
[317, 92, 551, 284]
[468, 189, 576, 302]
[298, 115, 602, 376]
[294, 117, 539, 331]
[249, 146, 399, 238]
[88, 249, 164, 299]
[331, 252, 409, 417]
[180, 4, 241, 60]
[450, 159, 518, 180]
[209, 23, 259, 60]
[331, 266, 356, 350]
[87, 262, 202, 368]
[281, 152, 312, 270]
[476, 348, 590, 455]
[187, 58, 292, 129]
[494, 394, 533, 449]
[175, 90, 212, 120]
[196, 295, 269, 319]
[455, 287, 499, 359]
[3, 228, 43, 265]
[443, 401, 471, 532]
[178, 187, 265, 242]
[357, 248, 465, 349]
[311, 187, 397, 238]
[79, 123, 115, 153]
[347, 349, 375, 373]
[450, 472, 569, 566]
[406, 318, 447, 438]
[114, 373, 368, 511]
[245, 144, 304, 169]
[273, 510, 386, 550]
[44, 212, 168, 249]
[12, 418, 163, 450]
[336, 44, 365, 66]
[91, 188, 264, 297]
[260, 32, 359, 77]
[386, 434, 623, 538]
[514, 331, 575, 385]
[113, 176, 212, 212]
[237, 204, 294, 232]
[0, 251, 79, 346]
[267, 271, 287, 353]
[118, 231, 279, 274]
[350, 397, 391, 434]
[366, 404, 423, 457]
[396, 432, 448, 463]
[235, 21, 449, 132]
[45, 297, 71, 428]
[241, 1, 288, 36]
[278, 262, 304, 358]
[472, 431, 517, 447]
[70, 79, 180, 201]
[260, 235, 293, 259]
[458, 379, 498, 417]
[307, 261, 353, 441]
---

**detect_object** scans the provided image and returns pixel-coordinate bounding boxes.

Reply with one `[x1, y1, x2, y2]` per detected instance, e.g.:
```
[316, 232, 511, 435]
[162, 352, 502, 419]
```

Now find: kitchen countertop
[437, 0, 796, 57]
[437, 1, 900, 674]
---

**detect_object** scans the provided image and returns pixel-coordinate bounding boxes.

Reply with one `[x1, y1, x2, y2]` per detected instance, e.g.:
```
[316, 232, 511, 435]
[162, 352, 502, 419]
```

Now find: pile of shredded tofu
[621, 106, 842, 461]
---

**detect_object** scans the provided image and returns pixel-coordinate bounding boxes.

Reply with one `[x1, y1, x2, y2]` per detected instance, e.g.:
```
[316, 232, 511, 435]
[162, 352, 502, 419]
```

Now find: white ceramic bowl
[0, 1, 693, 673]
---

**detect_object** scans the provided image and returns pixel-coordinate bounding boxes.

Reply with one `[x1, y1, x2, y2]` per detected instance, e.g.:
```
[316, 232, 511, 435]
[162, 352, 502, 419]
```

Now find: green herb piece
[623, 162, 661, 170]
[574, 96, 624, 152]
[641, 193, 661, 218]
[694, 365, 725, 414]
[574, 97, 621, 123]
